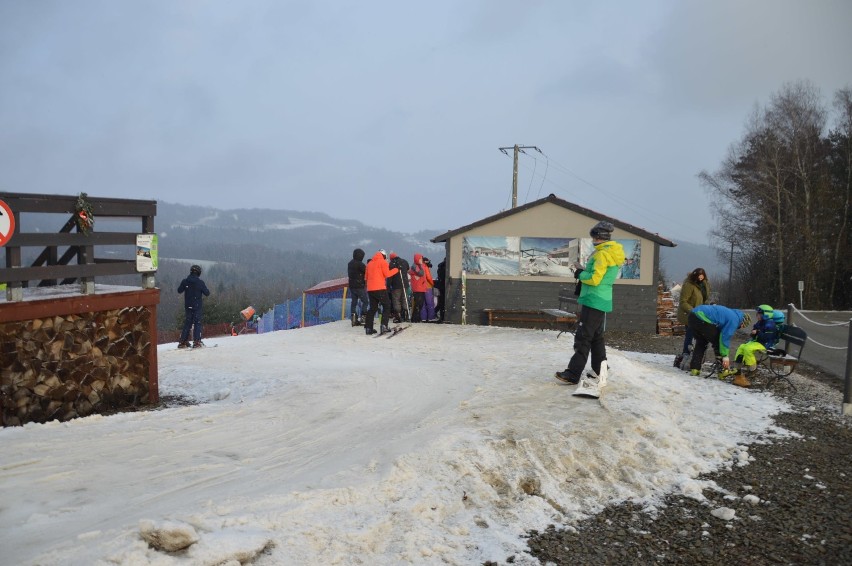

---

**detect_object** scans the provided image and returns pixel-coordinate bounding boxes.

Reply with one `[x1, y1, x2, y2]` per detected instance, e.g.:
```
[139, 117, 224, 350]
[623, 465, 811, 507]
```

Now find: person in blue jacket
[177, 264, 211, 349]
[687, 304, 751, 376]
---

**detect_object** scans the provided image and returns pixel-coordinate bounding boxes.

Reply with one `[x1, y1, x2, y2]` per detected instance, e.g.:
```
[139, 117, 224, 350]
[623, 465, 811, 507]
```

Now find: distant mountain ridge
[155, 201, 722, 286]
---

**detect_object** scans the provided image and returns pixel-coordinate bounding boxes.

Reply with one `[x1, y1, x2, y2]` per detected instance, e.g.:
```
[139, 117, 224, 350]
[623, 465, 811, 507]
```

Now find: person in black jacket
[347, 248, 369, 326]
[387, 252, 410, 322]
[434, 259, 446, 322]
[178, 264, 211, 349]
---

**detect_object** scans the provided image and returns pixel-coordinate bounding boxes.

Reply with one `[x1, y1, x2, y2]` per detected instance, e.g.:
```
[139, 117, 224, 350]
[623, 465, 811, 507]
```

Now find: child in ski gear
[365, 249, 398, 334]
[177, 264, 210, 348]
[687, 304, 751, 376]
[555, 221, 625, 384]
[676, 267, 711, 362]
[347, 248, 369, 326]
[722, 305, 779, 387]
[409, 253, 434, 323]
[387, 252, 410, 322]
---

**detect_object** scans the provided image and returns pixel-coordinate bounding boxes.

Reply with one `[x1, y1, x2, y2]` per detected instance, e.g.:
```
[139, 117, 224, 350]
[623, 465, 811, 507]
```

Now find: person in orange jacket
[364, 249, 399, 335]
[408, 253, 434, 323]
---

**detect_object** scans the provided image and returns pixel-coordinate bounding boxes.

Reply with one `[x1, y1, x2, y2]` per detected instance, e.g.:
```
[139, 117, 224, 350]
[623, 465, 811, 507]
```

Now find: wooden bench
[483, 308, 577, 336]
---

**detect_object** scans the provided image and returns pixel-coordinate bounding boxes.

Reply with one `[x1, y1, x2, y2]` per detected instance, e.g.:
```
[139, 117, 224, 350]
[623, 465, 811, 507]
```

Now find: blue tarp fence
[256, 288, 350, 334]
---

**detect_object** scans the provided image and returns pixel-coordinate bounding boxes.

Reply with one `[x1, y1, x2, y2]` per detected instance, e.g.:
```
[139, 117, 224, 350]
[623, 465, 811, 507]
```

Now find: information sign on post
[136, 234, 159, 273]
[798, 280, 804, 309]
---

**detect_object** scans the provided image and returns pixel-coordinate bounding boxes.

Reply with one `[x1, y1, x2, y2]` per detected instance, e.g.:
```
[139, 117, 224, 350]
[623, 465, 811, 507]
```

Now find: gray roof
[431, 194, 676, 247]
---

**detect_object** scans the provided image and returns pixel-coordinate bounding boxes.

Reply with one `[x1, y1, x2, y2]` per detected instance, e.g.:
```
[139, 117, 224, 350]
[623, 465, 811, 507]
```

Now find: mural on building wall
[519, 237, 576, 277]
[462, 236, 520, 275]
[463, 236, 642, 279]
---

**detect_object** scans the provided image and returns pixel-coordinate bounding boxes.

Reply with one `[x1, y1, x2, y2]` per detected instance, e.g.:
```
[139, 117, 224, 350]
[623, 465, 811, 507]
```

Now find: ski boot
[365, 326, 377, 335]
[718, 368, 739, 381]
[177, 341, 190, 349]
[732, 372, 752, 388]
[379, 325, 390, 336]
[192, 340, 204, 349]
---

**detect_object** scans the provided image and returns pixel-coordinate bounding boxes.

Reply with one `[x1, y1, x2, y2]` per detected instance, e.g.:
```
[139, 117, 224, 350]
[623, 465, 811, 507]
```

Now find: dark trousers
[179, 306, 203, 343]
[681, 326, 694, 354]
[566, 306, 607, 377]
[688, 312, 720, 370]
[366, 290, 391, 330]
[411, 292, 425, 322]
[350, 287, 369, 318]
[390, 288, 407, 320]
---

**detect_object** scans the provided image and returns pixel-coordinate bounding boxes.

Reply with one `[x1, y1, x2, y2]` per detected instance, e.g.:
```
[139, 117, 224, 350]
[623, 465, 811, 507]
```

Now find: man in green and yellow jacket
[556, 221, 626, 384]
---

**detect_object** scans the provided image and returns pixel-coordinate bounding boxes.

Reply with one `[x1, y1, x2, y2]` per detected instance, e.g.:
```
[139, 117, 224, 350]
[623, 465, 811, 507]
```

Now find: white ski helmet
[378, 248, 388, 259]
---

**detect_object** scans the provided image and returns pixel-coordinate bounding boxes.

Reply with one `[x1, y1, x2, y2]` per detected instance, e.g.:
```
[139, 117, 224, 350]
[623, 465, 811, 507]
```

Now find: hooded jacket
[365, 251, 398, 292]
[409, 253, 434, 293]
[577, 240, 626, 313]
[348, 248, 366, 290]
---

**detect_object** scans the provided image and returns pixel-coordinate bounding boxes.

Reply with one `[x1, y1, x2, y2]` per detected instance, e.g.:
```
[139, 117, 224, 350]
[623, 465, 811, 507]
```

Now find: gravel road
[490, 331, 852, 566]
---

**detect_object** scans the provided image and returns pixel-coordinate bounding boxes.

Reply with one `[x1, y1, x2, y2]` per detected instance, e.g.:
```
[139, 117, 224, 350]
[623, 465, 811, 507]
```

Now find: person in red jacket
[408, 253, 434, 323]
[364, 249, 399, 335]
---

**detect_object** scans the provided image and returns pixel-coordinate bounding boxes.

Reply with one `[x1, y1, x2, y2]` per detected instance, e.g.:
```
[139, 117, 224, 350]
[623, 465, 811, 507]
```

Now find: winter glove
[573, 268, 583, 279]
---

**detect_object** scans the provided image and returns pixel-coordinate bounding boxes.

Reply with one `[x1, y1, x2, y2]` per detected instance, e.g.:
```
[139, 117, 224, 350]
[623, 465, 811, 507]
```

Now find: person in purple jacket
[687, 304, 751, 375]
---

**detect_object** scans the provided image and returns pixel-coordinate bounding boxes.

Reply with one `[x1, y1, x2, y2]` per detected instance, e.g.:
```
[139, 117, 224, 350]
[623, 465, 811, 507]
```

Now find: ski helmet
[190, 264, 202, 276]
[590, 221, 615, 240]
[756, 304, 773, 317]
[378, 249, 388, 259]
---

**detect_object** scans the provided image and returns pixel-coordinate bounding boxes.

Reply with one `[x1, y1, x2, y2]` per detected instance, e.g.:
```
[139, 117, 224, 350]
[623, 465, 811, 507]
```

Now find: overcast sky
[1, 1, 850, 243]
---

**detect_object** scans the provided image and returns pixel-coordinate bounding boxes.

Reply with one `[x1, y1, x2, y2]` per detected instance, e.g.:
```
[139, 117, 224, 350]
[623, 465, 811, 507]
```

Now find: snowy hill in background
[156, 202, 445, 263]
[659, 240, 725, 287]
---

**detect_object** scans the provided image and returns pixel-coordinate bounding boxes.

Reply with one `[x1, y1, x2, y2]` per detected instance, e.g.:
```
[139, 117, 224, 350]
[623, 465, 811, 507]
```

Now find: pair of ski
[372, 325, 411, 339]
[570, 361, 608, 399]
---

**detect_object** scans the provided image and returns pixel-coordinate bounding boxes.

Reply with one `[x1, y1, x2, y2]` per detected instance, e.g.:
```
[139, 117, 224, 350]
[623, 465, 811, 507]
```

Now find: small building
[431, 194, 675, 332]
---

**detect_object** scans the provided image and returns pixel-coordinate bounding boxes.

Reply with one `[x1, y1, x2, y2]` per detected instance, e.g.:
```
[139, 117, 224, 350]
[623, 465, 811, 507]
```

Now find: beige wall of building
[445, 202, 656, 286]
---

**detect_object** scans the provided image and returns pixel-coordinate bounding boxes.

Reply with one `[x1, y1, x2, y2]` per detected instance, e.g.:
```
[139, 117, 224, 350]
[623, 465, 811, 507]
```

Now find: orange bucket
[240, 306, 256, 321]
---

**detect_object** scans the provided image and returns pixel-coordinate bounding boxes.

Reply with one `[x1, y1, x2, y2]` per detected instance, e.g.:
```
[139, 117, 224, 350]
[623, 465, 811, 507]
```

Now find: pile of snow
[0, 322, 792, 565]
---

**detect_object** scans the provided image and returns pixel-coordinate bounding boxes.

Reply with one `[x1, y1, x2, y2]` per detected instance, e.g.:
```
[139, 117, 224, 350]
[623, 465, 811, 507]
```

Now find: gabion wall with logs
[1, 306, 152, 426]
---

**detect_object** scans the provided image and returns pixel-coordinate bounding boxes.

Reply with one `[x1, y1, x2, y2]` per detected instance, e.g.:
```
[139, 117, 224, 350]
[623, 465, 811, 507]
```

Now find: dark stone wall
[442, 278, 658, 332]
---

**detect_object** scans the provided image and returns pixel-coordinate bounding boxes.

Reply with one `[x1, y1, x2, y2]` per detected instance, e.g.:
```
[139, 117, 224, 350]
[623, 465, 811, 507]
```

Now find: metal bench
[699, 325, 808, 393]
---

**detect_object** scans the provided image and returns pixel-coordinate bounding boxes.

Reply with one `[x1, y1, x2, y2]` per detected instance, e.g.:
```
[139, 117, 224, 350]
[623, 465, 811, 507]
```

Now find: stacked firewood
[656, 283, 683, 336]
[1, 307, 151, 426]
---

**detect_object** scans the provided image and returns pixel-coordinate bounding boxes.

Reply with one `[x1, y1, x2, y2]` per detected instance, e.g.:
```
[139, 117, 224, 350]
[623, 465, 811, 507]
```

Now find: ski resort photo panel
[462, 236, 640, 279]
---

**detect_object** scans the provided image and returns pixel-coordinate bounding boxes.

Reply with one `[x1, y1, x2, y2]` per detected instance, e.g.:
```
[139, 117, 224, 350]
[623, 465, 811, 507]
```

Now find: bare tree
[699, 81, 850, 309]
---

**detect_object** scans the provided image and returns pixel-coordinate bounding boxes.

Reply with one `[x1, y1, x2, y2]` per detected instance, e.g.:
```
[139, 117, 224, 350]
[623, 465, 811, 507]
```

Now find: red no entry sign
[0, 199, 15, 247]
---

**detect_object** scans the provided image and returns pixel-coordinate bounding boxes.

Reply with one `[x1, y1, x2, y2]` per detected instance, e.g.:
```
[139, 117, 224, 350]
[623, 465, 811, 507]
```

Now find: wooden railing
[0, 192, 157, 301]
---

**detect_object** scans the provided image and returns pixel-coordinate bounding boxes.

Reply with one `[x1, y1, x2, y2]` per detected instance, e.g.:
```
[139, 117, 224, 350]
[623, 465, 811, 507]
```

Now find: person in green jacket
[555, 221, 626, 384]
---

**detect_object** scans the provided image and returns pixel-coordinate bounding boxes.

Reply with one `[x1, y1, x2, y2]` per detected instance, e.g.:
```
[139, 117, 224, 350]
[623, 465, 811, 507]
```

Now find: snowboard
[572, 361, 608, 399]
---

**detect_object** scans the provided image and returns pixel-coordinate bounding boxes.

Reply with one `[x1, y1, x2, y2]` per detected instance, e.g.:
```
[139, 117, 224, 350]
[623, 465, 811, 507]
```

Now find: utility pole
[499, 145, 541, 208]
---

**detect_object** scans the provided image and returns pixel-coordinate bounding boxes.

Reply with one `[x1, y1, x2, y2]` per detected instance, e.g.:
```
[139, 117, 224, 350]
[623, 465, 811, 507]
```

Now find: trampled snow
[0, 323, 792, 565]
